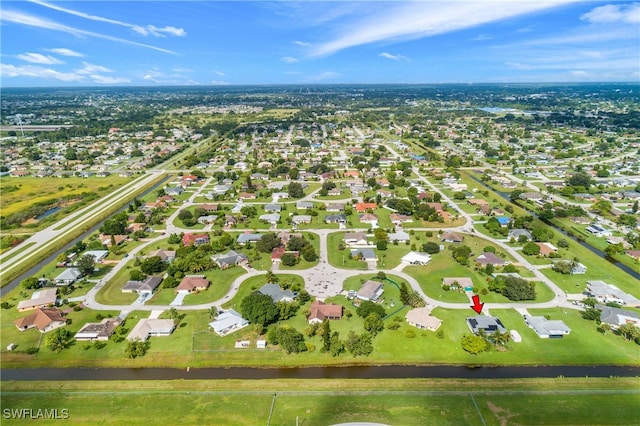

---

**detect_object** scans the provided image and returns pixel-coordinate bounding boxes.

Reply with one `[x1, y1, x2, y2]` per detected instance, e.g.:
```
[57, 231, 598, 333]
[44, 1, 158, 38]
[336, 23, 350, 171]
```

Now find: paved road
[0, 171, 164, 277]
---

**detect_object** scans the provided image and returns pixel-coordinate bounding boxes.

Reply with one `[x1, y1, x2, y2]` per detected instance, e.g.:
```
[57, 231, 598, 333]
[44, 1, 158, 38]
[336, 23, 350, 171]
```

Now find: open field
[0, 175, 134, 218]
[1, 378, 638, 425]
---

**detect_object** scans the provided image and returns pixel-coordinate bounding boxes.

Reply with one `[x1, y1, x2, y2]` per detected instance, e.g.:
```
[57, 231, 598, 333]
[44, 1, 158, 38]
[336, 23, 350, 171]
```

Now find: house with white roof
[209, 309, 249, 336]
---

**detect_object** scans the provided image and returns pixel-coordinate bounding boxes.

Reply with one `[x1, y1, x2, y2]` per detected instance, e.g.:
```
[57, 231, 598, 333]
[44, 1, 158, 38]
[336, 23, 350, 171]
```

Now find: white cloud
[472, 34, 493, 41]
[581, 3, 640, 24]
[293, 40, 311, 47]
[90, 74, 130, 84]
[78, 62, 113, 75]
[0, 63, 83, 81]
[379, 52, 409, 61]
[282, 56, 299, 63]
[2, 10, 176, 54]
[16, 52, 63, 64]
[30, 0, 187, 37]
[210, 80, 230, 85]
[45, 48, 84, 57]
[214, 70, 225, 76]
[569, 70, 588, 76]
[310, 1, 579, 57]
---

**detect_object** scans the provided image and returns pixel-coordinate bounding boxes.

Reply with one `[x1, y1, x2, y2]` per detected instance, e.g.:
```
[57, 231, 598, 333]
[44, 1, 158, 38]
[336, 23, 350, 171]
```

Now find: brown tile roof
[308, 300, 343, 322]
[14, 308, 65, 332]
[177, 276, 209, 292]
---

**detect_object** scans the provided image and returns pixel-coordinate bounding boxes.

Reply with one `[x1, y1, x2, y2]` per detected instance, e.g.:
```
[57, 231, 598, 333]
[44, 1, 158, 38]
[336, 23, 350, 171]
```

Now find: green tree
[125, 339, 150, 358]
[356, 300, 386, 318]
[281, 253, 298, 267]
[522, 241, 541, 256]
[140, 256, 167, 274]
[617, 323, 640, 342]
[21, 277, 40, 290]
[76, 254, 96, 276]
[45, 328, 71, 352]
[321, 319, 331, 352]
[363, 312, 384, 336]
[329, 331, 345, 357]
[461, 334, 489, 354]
[421, 242, 440, 254]
[241, 292, 279, 328]
[256, 233, 281, 253]
[287, 182, 304, 198]
[345, 331, 374, 357]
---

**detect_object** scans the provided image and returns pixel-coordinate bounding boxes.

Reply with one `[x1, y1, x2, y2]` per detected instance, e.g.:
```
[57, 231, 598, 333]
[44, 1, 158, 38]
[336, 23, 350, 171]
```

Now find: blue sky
[1, 1, 638, 86]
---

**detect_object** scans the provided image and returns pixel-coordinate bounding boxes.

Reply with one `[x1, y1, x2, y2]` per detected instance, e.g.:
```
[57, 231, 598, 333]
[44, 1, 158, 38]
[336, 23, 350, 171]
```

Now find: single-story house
[259, 213, 281, 224]
[524, 315, 571, 338]
[344, 232, 368, 245]
[440, 232, 464, 243]
[292, 215, 312, 225]
[326, 203, 345, 212]
[467, 316, 508, 335]
[54, 268, 83, 286]
[536, 242, 558, 256]
[209, 309, 249, 336]
[390, 213, 413, 224]
[296, 201, 314, 209]
[17, 288, 58, 312]
[401, 252, 432, 265]
[508, 229, 532, 241]
[75, 318, 121, 341]
[237, 233, 263, 245]
[355, 202, 377, 212]
[82, 250, 109, 263]
[475, 252, 506, 266]
[388, 230, 410, 242]
[351, 248, 377, 262]
[200, 203, 218, 212]
[127, 318, 176, 341]
[182, 233, 210, 246]
[325, 214, 347, 224]
[14, 307, 66, 333]
[211, 250, 249, 269]
[271, 247, 299, 262]
[165, 187, 184, 196]
[442, 277, 473, 291]
[308, 300, 343, 324]
[148, 249, 176, 263]
[405, 307, 442, 331]
[198, 215, 218, 224]
[264, 204, 282, 213]
[359, 213, 378, 224]
[586, 281, 640, 307]
[357, 280, 384, 302]
[176, 276, 210, 293]
[586, 224, 613, 237]
[626, 250, 640, 261]
[258, 283, 295, 303]
[122, 276, 163, 295]
[596, 304, 640, 329]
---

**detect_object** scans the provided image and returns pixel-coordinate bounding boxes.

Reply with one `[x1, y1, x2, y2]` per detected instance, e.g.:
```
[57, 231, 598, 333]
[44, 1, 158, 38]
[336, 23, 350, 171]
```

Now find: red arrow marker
[470, 295, 484, 314]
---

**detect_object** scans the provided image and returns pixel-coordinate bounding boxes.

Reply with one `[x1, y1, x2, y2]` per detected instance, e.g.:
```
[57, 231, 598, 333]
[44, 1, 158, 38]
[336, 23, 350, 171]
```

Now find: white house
[401, 252, 432, 265]
[209, 309, 249, 336]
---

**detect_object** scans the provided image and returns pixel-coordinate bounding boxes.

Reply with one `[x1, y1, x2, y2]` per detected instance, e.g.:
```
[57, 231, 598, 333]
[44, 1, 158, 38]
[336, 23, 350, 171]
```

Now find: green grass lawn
[182, 267, 247, 305]
[94, 261, 138, 305]
[3, 378, 637, 426]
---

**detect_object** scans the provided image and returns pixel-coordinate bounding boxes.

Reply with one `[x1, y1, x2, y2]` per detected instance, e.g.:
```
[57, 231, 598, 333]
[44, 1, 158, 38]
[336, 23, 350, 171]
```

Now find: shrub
[405, 329, 416, 338]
